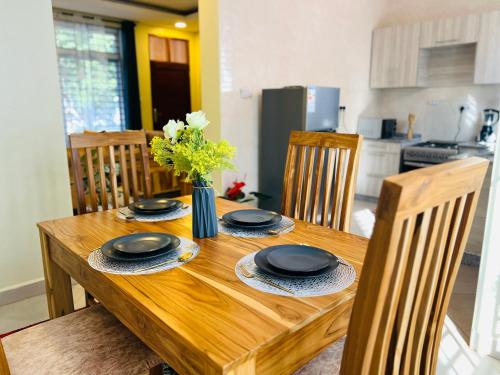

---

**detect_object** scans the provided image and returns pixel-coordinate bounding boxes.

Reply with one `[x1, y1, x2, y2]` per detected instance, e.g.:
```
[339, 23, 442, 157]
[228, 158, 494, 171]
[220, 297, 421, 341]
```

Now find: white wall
[0, 1, 72, 293]
[369, 0, 500, 141]
[215, 0, 388, 192]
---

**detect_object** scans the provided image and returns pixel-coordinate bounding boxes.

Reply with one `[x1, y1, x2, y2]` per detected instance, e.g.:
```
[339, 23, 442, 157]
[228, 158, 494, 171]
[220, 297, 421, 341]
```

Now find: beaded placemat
[218, 216, 295, 238]
[235, 251, 356, 297]
[116, 205, 191, 222]
[88, 236, 199, 275]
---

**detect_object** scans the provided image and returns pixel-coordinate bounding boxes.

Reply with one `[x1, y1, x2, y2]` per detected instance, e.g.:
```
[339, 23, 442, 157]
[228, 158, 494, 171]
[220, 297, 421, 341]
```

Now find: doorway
[149, 35, 191, 130]
[151, 62, 191, 129]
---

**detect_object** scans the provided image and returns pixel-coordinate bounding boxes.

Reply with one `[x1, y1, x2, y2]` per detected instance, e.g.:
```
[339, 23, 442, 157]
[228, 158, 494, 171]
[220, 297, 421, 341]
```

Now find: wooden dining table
[37, 197, 368, 375]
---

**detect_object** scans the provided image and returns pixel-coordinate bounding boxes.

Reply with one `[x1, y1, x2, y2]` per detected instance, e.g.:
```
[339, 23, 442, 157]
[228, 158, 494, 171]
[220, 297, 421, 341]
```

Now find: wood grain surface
[38, 197, 368, 375]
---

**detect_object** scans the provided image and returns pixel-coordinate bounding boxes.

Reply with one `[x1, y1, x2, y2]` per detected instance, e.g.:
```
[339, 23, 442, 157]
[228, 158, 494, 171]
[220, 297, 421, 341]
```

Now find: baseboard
[0, 278, 46, 306]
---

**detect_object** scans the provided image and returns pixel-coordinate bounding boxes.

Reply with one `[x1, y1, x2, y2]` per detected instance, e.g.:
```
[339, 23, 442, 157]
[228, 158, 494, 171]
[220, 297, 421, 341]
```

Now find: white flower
[163, 120, 184, 143]
[186, 111, 210, 130]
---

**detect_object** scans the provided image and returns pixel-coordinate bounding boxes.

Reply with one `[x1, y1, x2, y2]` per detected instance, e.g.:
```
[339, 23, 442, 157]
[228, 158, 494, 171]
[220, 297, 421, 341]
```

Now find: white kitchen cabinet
[356, 140, 402, 197]
[370, 24, 421, 88]
[420, 14, 479, 48]
[474, 11, 500, 84]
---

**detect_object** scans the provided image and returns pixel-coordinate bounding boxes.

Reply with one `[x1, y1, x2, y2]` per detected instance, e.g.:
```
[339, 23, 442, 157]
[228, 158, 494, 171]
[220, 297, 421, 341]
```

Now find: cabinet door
[370, 24, 421, 88]
[420, 14, 479, 48]
[474, 11, 500, 84]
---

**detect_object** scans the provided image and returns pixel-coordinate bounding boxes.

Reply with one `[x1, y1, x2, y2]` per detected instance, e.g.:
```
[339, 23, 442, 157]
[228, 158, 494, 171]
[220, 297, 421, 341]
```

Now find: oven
[402, 141, 460, 172]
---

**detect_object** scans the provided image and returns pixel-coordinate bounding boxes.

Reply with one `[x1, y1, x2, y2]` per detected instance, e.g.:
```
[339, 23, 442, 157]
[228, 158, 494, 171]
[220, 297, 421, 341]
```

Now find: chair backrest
[281, 131, 362, 231]
[69, 131, 152, 214]
[341, 157, 489, 375]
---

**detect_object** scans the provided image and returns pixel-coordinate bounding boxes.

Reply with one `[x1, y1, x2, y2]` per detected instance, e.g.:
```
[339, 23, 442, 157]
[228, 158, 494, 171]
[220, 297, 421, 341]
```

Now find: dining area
[0, 109, 492, 375]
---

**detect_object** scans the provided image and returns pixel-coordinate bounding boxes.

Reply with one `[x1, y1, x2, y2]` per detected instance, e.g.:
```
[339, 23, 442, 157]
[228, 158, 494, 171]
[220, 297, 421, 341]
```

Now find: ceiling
[52, 0, 199, 31]
[107, 0, 198, 15]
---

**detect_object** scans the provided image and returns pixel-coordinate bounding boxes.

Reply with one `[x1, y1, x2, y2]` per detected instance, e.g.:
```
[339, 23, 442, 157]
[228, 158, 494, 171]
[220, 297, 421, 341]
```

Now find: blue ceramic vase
[192, 180, 218, 238]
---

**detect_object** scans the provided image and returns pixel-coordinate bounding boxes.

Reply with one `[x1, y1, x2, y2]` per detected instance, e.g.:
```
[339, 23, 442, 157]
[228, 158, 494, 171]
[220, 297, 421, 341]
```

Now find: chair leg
[149, 364, 165, 375]
[85, 291, 97, 307]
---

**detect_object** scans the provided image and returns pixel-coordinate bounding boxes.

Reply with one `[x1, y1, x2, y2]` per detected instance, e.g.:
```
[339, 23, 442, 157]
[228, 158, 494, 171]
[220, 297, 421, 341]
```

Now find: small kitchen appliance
[478, 108, 499, 143]
[357, 117, 397, 139]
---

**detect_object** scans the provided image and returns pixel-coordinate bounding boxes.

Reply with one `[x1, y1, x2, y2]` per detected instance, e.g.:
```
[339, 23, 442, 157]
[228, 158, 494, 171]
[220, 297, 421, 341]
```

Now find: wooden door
[420, 14, 479, 48]
[151, 62, 191, 130]
[474, 11, 500, 84]
[370, 23, 421, 88]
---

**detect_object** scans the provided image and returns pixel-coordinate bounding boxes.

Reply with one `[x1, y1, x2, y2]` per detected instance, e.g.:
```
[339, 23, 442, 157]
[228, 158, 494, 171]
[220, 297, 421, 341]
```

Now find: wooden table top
[38, 197, 368, 374]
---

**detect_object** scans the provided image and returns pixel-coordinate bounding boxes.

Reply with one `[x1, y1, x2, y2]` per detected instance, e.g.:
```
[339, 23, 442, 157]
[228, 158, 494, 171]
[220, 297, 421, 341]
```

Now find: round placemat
[218, 216, 295, 238]
[88, 236, 199, 275]
[117, 205, 191, 222]
[235, 251, 356, 297]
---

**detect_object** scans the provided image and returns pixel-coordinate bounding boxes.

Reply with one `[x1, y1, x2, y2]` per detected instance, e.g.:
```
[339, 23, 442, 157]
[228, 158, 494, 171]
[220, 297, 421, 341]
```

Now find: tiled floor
[0, 284, 85, 334]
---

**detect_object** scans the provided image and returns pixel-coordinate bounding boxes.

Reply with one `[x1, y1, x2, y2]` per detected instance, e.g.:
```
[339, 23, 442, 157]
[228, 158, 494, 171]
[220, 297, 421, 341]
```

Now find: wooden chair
[282, 131, 362, 231]
[69, 131, 152, 214]
[0, 304, 163, 374]
[295, 157, 489, 375]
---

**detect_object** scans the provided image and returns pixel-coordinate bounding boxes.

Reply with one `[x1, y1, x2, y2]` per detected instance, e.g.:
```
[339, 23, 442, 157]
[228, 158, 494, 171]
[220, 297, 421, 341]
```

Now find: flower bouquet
[151, 111, 235, 238]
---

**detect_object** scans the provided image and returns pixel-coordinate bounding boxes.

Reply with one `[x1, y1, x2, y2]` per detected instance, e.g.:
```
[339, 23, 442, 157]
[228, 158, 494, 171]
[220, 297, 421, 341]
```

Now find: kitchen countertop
[364, 133, 422, 145]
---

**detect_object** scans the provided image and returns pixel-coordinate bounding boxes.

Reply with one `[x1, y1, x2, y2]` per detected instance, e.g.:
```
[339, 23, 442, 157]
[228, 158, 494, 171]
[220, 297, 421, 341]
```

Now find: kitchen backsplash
[364, 84, 500, 141]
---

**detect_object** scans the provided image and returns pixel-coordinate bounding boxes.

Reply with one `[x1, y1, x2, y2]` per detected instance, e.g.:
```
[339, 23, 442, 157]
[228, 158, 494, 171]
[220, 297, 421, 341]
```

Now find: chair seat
[1, 305, 162, 375]
[293, 337, 345, 375]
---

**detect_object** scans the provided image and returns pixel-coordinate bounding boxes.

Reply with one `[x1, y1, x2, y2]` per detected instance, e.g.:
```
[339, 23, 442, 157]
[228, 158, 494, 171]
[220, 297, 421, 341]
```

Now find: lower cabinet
[356, 140, 402, 197]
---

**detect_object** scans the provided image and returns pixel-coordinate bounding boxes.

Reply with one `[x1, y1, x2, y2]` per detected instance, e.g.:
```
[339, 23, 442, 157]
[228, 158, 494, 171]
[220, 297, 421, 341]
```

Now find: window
[54, 13, 125, 134]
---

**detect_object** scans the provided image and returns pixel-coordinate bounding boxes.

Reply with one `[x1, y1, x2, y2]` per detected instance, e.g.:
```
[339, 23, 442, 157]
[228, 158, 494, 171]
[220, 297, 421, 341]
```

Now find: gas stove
[403, 141, 460, 168]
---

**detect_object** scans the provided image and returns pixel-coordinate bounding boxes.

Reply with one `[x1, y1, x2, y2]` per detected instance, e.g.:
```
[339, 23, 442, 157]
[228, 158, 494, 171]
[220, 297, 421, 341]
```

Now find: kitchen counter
[364, 133, 422, 145]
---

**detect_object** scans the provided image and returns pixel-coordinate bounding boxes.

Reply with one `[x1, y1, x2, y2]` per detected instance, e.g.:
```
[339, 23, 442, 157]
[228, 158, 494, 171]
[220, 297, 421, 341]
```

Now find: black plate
[129, 199, 182, 214]
[254, 245, 339, 278]
[222, 209, 282, 228]
[101, 233, 180, 262]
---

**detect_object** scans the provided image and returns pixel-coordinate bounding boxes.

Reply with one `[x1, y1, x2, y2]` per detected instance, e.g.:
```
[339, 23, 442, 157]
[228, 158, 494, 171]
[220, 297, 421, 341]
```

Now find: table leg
[39, 230, 74, 318]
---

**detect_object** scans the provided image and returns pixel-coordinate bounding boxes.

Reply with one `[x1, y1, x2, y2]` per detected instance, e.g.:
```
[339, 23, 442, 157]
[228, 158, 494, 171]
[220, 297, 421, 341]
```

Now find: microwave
[357, 117, 397, 139]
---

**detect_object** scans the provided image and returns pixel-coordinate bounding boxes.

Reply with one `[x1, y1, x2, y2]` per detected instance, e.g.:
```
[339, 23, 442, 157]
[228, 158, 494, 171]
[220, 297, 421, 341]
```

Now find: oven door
[402, 160, 440, 172]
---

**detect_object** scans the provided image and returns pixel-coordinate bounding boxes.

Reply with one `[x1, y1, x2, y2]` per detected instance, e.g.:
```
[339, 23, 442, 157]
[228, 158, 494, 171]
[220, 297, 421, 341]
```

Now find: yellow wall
[135, 24, 201, 131]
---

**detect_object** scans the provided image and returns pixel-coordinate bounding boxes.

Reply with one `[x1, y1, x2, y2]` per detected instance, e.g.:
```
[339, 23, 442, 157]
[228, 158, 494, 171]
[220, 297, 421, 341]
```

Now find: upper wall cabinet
[370, 24, 420, 88]
[474, 11, 500, 84]
[420, 14, 479, 48]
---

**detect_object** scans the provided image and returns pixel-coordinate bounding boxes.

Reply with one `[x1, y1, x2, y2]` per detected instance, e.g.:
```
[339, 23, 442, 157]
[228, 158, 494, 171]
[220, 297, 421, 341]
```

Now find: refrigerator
[259, 86, 340, 212]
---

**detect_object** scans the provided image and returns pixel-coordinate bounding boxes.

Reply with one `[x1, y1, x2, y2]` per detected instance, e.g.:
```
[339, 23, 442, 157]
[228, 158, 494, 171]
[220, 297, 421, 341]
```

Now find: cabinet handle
[435, 38, 459, 44]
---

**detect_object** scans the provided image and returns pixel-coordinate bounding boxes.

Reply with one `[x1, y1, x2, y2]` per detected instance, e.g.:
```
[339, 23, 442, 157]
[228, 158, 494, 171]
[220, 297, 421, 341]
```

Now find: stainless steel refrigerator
[259, 86, 340, 212]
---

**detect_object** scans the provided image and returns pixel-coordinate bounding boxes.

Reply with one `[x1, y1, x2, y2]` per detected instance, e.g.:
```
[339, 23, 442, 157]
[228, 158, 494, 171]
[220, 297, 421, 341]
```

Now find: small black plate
[101, 233, 180, 262]
[254, 245, 339, 278]
[129, 199, 182, 214]
[222, 209, 282, 228]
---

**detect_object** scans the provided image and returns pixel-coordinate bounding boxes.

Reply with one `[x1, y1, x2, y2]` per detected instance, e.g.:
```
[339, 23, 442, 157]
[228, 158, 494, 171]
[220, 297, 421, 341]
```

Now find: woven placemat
[235, 251, 356, 297]
[218, 216, 295, 238]
[88, 236, 199, 275]
[116, 205, 191, 222]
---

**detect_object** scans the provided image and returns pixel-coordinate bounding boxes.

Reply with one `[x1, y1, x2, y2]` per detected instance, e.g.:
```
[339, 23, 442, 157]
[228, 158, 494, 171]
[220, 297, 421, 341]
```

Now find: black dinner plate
[254, 245, 339, 278]
[101, 233, 180, 262]
[222, 209, 282, 228]
[129, 199, 182, 215]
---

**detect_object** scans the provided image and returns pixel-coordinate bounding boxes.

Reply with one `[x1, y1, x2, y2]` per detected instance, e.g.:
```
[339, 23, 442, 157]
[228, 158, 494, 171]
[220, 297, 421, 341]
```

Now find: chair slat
[85, 148, 98, 212]
[311, 147, 326, 224]
[97, 147, 108, 210]
[331, 148, 346, 229]
[300, 147, 316, 221]
[282, 144, 297, 216]
[108, 145, 119, 209]
[293, 146, 307, 219]
[140, 144, 152, 199]
[282, 131, 362, 231]
[321, 149, 336, 226]
[119, 145, 130, 206]
[129, 144, 139, 201]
